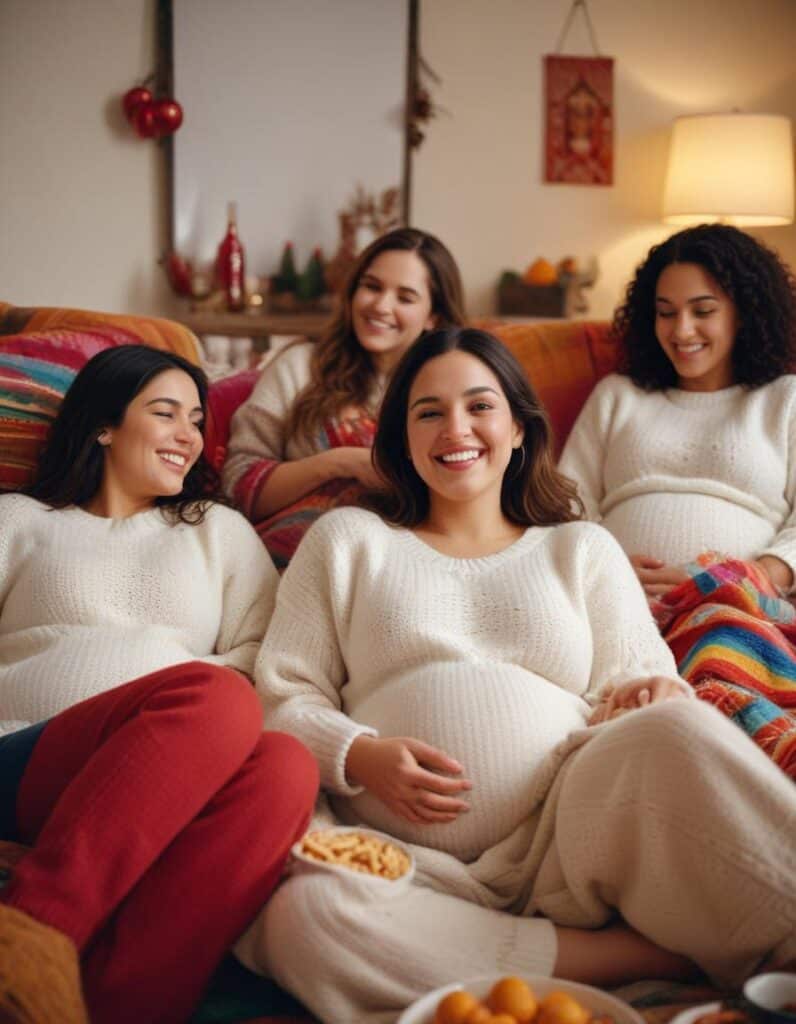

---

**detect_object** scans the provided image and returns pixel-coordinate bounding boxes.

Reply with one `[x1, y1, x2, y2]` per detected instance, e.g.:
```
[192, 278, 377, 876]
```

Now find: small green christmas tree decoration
[272, 241, 298, 294]
[297, 247, 326, 302]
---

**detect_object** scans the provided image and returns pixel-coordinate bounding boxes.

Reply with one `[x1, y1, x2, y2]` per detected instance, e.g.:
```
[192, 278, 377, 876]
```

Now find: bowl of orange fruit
[397, 974, 644, 1024]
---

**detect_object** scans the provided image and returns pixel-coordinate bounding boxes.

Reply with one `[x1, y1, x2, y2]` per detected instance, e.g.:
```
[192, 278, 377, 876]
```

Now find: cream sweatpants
[237, 701, 796, 1024]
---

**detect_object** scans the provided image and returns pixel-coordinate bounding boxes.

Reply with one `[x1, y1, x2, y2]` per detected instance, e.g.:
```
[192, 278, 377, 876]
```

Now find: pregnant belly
[603, 493, 775, 565]
[337, 661, 587, 862]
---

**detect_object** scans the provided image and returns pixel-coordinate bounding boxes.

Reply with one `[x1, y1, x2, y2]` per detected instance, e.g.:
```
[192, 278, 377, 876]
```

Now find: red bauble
[122, 85, 153, 122]
[133, 102, 158, 139]
[153, 98, 183, 136]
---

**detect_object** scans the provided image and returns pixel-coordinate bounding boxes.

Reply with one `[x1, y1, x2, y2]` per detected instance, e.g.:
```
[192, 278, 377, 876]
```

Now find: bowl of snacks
[743, 973, 796, 1024]
[291, 826, 415, 889]
[398, 974, 644, 1024]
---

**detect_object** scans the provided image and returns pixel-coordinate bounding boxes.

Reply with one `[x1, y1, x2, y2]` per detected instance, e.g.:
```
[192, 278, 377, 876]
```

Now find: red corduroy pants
[1, 661, 318, 1024]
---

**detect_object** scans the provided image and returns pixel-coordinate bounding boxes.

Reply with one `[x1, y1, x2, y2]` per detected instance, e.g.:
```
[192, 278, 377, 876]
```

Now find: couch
[0, 302, 620, 1023]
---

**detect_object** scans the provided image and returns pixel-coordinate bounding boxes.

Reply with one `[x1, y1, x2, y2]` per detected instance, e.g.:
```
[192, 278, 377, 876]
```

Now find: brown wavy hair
[367, 327, 583, 527]
[287, 227, 465, 443]
[615, 224, 796, 390]
[27, 345, 227, 524]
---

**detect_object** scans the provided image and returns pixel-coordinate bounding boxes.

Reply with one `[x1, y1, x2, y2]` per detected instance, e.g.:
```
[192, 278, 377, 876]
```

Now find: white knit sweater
[0, 493, 278, 734]
[256, 507, 680, 864]
[558, 373, 796, 577]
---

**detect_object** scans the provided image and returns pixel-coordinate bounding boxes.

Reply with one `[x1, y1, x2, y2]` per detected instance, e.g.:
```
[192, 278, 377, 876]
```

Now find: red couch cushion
[205, 370, 259, 473]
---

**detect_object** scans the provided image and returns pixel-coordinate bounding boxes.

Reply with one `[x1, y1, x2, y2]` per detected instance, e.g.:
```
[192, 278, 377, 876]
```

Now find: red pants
[1, 661, 318, 1024]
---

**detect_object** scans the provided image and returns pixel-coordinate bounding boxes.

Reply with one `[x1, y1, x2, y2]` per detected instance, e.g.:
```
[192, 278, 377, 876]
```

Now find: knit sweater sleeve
[254, 510, 377, 793]
[576, 524, 688, 704]
[221, 342, 314, 518]
[757, 378, 796, 585]
[558, 374, 619, 521]
[0, 496, 37, 733]
[199, 506, 280, 679]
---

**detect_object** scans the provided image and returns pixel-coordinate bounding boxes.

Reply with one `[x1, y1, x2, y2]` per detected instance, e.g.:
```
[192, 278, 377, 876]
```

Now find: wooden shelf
[178, 310, 329, 340]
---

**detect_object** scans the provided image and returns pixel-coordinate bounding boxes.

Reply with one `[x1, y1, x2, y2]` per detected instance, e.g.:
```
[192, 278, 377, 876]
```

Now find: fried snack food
[298, 829, 411, 880]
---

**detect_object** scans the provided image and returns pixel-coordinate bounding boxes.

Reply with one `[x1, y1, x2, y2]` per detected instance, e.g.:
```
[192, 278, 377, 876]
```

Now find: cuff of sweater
[234, 459, 280, 521]
[308, 715, 379, 796]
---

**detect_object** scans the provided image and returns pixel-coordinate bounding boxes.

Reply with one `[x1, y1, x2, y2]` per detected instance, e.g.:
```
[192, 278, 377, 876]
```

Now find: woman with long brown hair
[222, 227, 465, 568]
[239, 327, 796, 1023]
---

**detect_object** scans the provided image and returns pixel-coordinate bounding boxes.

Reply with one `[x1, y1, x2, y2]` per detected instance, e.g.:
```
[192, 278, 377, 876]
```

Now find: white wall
[1, 0, 795, 319]
[413, 0, 796, 317]
[0, 0, 172, 315]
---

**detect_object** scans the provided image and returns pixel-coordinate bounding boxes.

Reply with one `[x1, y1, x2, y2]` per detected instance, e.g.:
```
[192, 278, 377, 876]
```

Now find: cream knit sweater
[221, 341, 382, 501]
[558, 373, 796, 576]
[0, 493, 277, 734]
[255, 507, 681, 863]
[241, 508, 796, 1021]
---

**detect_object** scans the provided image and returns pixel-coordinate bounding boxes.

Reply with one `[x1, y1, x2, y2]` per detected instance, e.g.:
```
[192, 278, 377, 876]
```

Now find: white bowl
[744, 973, 796, 1024]
[398, 973, 645, 1024]
[290, 825, 415, 889]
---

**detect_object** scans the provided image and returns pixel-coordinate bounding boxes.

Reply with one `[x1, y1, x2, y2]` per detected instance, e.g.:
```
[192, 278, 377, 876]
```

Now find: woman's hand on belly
[345, 735, 473, 825]
[629, 553, 688, 599]
[588, 675, 692, 725]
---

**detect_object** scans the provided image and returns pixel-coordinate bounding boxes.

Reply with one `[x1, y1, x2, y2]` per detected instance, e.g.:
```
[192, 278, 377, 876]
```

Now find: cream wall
[0, 0, 172, 315]
[414, 0, 796, 317]
[1, 0, 794, 319]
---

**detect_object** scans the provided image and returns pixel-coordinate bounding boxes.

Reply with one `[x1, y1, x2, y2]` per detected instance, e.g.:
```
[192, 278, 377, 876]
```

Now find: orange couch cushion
[485, 320, 618, 454]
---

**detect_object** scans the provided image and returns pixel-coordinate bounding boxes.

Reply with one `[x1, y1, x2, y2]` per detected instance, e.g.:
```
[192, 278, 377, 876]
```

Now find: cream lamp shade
[662, 112, 794, 227]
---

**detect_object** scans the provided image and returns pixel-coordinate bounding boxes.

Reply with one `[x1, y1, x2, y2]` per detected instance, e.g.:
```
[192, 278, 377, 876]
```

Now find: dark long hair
[27, 345, 224, 523]
[615, 224, 796, 389]
[288, 227, 466, 443]
[368, 327, 583, 527]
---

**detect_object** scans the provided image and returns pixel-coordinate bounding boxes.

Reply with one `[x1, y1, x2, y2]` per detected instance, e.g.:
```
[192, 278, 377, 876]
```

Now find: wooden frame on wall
[159, 0, 418, 283]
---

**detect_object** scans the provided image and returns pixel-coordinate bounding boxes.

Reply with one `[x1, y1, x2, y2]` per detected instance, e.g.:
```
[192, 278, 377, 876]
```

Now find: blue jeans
[0, 721, 47, 841]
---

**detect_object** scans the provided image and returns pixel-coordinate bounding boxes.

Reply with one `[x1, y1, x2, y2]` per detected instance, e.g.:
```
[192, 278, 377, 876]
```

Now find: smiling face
[350, 249, 437, 373]
[654, 262, 739, 392]
[406, 349, 523, 516]
[94, 368, 204, 517]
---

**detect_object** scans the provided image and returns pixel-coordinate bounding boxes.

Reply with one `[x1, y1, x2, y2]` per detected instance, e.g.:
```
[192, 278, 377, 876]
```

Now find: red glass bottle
[216, 201, 246, 311]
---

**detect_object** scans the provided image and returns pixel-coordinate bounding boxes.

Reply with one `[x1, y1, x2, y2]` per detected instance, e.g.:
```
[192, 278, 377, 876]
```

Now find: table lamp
[662, 112, 794, 227]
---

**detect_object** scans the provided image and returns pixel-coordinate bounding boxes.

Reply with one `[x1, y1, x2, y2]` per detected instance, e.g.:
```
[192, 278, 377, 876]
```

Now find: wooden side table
[178, 310, 330, 343]
[176, 310, 331, 377]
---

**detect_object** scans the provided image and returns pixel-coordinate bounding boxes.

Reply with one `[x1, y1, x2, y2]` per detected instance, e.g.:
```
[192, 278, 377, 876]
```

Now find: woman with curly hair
[222, 227, 465, 569]
[560, 224, 796, 776]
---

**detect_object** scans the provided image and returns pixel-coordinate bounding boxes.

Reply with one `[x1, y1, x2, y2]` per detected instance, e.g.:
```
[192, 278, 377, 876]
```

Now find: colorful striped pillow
[0, 330, 130, 491]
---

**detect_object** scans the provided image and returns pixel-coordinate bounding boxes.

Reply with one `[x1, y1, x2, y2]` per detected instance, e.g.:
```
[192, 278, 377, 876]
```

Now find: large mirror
[170, 0, 414, 285]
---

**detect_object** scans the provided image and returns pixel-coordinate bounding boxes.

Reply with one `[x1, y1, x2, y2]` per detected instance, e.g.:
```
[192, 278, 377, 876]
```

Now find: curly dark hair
[614, 224, 796, 389]
[366, 327, 583, 528]
[27, 345, 227, 524]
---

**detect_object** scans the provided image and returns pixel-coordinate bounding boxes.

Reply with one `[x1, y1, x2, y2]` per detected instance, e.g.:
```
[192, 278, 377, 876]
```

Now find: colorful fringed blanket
[650, 553, 796, 779]
[235, 415, 377, 573]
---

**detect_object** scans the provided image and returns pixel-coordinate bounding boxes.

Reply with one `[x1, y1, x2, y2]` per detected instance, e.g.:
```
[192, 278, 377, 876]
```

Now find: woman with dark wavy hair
[222, 227, 465, 569]
[560, 224, 796, 776]
[0, 345, 318, 1023]
[239, 326, 796, 1023]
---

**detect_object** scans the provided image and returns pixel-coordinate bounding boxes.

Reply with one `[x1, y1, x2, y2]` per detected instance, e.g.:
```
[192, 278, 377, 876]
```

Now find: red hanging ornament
[153, 98, 183, 136]
[121, 77, 183, 140]
[122, 85, 153, 121]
